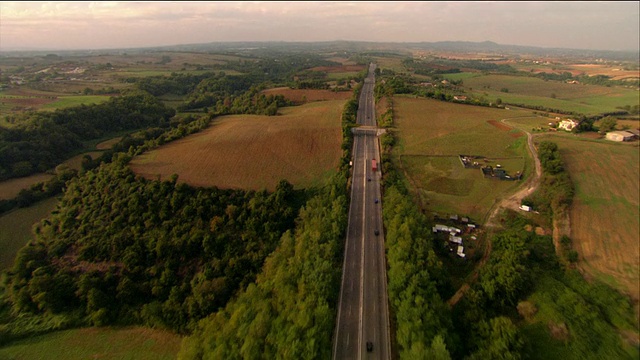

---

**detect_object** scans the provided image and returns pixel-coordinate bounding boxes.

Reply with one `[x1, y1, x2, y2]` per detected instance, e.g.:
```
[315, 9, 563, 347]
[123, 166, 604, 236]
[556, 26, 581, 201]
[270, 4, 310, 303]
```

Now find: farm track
[447, 116, 544, 307]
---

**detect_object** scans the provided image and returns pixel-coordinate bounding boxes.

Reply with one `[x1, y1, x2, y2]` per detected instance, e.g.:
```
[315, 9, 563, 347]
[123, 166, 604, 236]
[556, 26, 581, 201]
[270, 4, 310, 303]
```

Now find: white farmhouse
[558, 119, 579, 131]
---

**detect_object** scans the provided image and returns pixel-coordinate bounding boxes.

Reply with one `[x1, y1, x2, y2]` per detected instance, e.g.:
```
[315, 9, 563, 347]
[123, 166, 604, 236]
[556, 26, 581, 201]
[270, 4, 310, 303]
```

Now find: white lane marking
[332, 130, 360, 359]
[358, 138, 367, 360]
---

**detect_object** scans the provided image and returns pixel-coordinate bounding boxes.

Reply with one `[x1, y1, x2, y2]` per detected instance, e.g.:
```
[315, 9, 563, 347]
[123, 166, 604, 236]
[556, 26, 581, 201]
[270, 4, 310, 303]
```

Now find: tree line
[0, 90, 175, 181]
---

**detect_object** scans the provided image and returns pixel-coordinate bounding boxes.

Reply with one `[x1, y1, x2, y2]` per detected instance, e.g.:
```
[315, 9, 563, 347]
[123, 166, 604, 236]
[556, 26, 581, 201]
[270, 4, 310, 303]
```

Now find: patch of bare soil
[548, 322, 570, 341]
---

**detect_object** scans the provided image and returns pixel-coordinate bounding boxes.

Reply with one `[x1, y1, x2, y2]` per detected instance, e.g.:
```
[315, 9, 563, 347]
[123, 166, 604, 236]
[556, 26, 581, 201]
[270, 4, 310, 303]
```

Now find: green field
[0, 327, 182, 360]
[441, 72, 481, 81]
[130, 100, 345, 191]
[535, 133, 640, 300]
[462, 74, 639, 115]
[393, 96, 533, 221]
[0, 197, 58, 270]
[40, 95, 112, 110]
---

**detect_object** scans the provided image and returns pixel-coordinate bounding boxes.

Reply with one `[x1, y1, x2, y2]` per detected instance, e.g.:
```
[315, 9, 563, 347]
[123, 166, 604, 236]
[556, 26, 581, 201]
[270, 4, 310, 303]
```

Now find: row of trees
[523, 141, 574, 222]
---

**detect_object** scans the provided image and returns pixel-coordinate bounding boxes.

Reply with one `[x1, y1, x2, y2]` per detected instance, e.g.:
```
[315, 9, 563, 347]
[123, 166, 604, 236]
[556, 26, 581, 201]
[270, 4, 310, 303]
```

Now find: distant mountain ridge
[2, 40, 638, 62]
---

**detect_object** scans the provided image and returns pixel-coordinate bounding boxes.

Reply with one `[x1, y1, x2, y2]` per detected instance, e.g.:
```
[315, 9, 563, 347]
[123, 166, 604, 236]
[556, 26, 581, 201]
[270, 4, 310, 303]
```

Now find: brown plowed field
[261, 87, 353, 104]
[130, 100, 345, 191]
[308, 64, 365, 73]
[536, 134, 639, 301]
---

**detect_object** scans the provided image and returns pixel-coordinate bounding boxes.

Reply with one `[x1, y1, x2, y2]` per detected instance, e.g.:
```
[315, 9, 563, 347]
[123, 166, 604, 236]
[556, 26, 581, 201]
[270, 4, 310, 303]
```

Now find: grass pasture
[393, 96, 532, 221]
[0, 173, 54, 200]
[0, 326, 182, 360]
[536, 133, 639, 300]
[130, 100, 345, 191]
[463, 74, 639, 115]
[40, 95, 111, 111]
[0, 197, 58, 270]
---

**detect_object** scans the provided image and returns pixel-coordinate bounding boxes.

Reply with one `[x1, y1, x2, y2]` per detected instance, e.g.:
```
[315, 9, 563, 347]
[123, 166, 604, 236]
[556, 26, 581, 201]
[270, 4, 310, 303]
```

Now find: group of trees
[524, 141, 574, 221]
[0, 90, 175, 180]
[3, 161, 301, 336]
[179, 172, 349, 359]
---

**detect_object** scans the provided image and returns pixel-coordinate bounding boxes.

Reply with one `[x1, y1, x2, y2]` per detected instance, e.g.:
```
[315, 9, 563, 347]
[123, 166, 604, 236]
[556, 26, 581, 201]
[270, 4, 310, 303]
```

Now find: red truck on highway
[371, 159, 377, 172]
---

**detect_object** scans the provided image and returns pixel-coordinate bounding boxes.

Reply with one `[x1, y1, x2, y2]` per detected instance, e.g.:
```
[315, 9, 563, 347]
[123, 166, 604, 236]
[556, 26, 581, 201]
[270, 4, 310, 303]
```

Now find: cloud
[1, 1, 638, 51]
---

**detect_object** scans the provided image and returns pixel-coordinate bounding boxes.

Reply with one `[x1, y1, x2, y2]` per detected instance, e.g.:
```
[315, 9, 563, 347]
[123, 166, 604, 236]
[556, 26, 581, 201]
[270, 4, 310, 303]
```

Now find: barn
[606, 131, 636, 142]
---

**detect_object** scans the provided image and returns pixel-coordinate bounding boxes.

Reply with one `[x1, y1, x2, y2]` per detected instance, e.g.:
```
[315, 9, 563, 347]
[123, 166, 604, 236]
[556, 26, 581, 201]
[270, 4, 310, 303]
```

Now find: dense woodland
[2, 160, 301, 338]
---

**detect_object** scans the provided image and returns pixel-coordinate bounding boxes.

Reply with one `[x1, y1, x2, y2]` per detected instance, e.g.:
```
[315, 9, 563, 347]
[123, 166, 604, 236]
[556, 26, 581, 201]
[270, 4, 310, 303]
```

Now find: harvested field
[96, 137, 123, 150]
[0, 173, 54, 200]
[262, 87, 353, 104]
[0, 326, 181, 360]
[0, 197, 58, 270]
[130, 100, 345, 191]
[539, 134, 639, 300]
[487, 119, 512, 131]
[308, 64, 365, 73]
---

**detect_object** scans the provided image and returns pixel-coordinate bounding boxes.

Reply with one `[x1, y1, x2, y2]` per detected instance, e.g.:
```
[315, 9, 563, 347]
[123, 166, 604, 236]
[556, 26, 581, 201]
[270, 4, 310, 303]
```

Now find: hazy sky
[1, 1, 639, 52]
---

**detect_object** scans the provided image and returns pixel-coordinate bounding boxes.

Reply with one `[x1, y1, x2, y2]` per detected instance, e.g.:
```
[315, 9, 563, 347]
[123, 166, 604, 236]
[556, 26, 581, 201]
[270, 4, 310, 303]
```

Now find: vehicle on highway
[371, 159, 377, 172]
[374, 229, 380, 236]
[374, 198, 379, 204]
[368, 177, 371, 182]
[367, 341, 373, 352]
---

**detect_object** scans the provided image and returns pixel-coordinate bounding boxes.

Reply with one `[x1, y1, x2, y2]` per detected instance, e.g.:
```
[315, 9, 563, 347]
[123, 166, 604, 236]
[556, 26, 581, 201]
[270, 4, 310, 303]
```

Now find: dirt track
[447, 116, 543, 307]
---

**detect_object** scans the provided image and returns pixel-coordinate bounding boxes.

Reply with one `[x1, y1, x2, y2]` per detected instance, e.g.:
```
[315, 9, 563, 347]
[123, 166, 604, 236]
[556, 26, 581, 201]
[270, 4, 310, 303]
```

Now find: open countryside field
[462, 74, 639, 115]
[261, 87, 353, 104]
[0, 173, 54, 200]
[510, 61, 640, 81]
[393, 96, 533, 221]
[1, 90, 113, 117]
[0, 326, 181, 360]
[536, 133, 639, 300]
[0, 197, 58, 270]
[130, 100, 345, 191]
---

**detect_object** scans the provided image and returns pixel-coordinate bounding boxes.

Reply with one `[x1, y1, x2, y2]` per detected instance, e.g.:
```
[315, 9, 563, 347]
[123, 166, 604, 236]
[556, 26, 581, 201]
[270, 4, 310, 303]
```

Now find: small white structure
[519, 205, 531, 212]
[457, 246, 466, 258]
[450, 236, 463, 244]
[433, 224, 449, 233]
[558, 119, 579, 131]
[606, 131, 636, 142]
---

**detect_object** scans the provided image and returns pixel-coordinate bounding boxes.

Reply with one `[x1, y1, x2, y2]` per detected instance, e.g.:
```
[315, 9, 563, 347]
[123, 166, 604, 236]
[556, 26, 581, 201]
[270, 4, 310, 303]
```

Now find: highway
[333, 63, 391, 360]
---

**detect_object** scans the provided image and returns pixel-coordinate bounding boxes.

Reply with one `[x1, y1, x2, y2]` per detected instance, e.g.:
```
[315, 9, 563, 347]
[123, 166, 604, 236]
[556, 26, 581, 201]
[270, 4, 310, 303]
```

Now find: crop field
[0, 197, 58, 270]
[0, 173, 54, 200]
[308, 64, 365, 74]
[0, 326, 182, 360]
[372, 55, 406, 73]
[261, 87, 353, 104]
[129, 100, 345, 191]
[462, 74, 639, 115]
[536, 133, 639, 300]
[40, 95, 112, 110]
[440, 72, 482, 81]
[0, 89, 113, 116]
[393, 96, 532, 221]
[510, 61, 640, 82]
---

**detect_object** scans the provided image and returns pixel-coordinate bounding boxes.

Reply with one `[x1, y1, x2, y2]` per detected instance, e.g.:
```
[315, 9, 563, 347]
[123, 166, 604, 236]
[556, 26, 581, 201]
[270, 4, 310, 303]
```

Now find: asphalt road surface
[333, 63, 391, 360]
